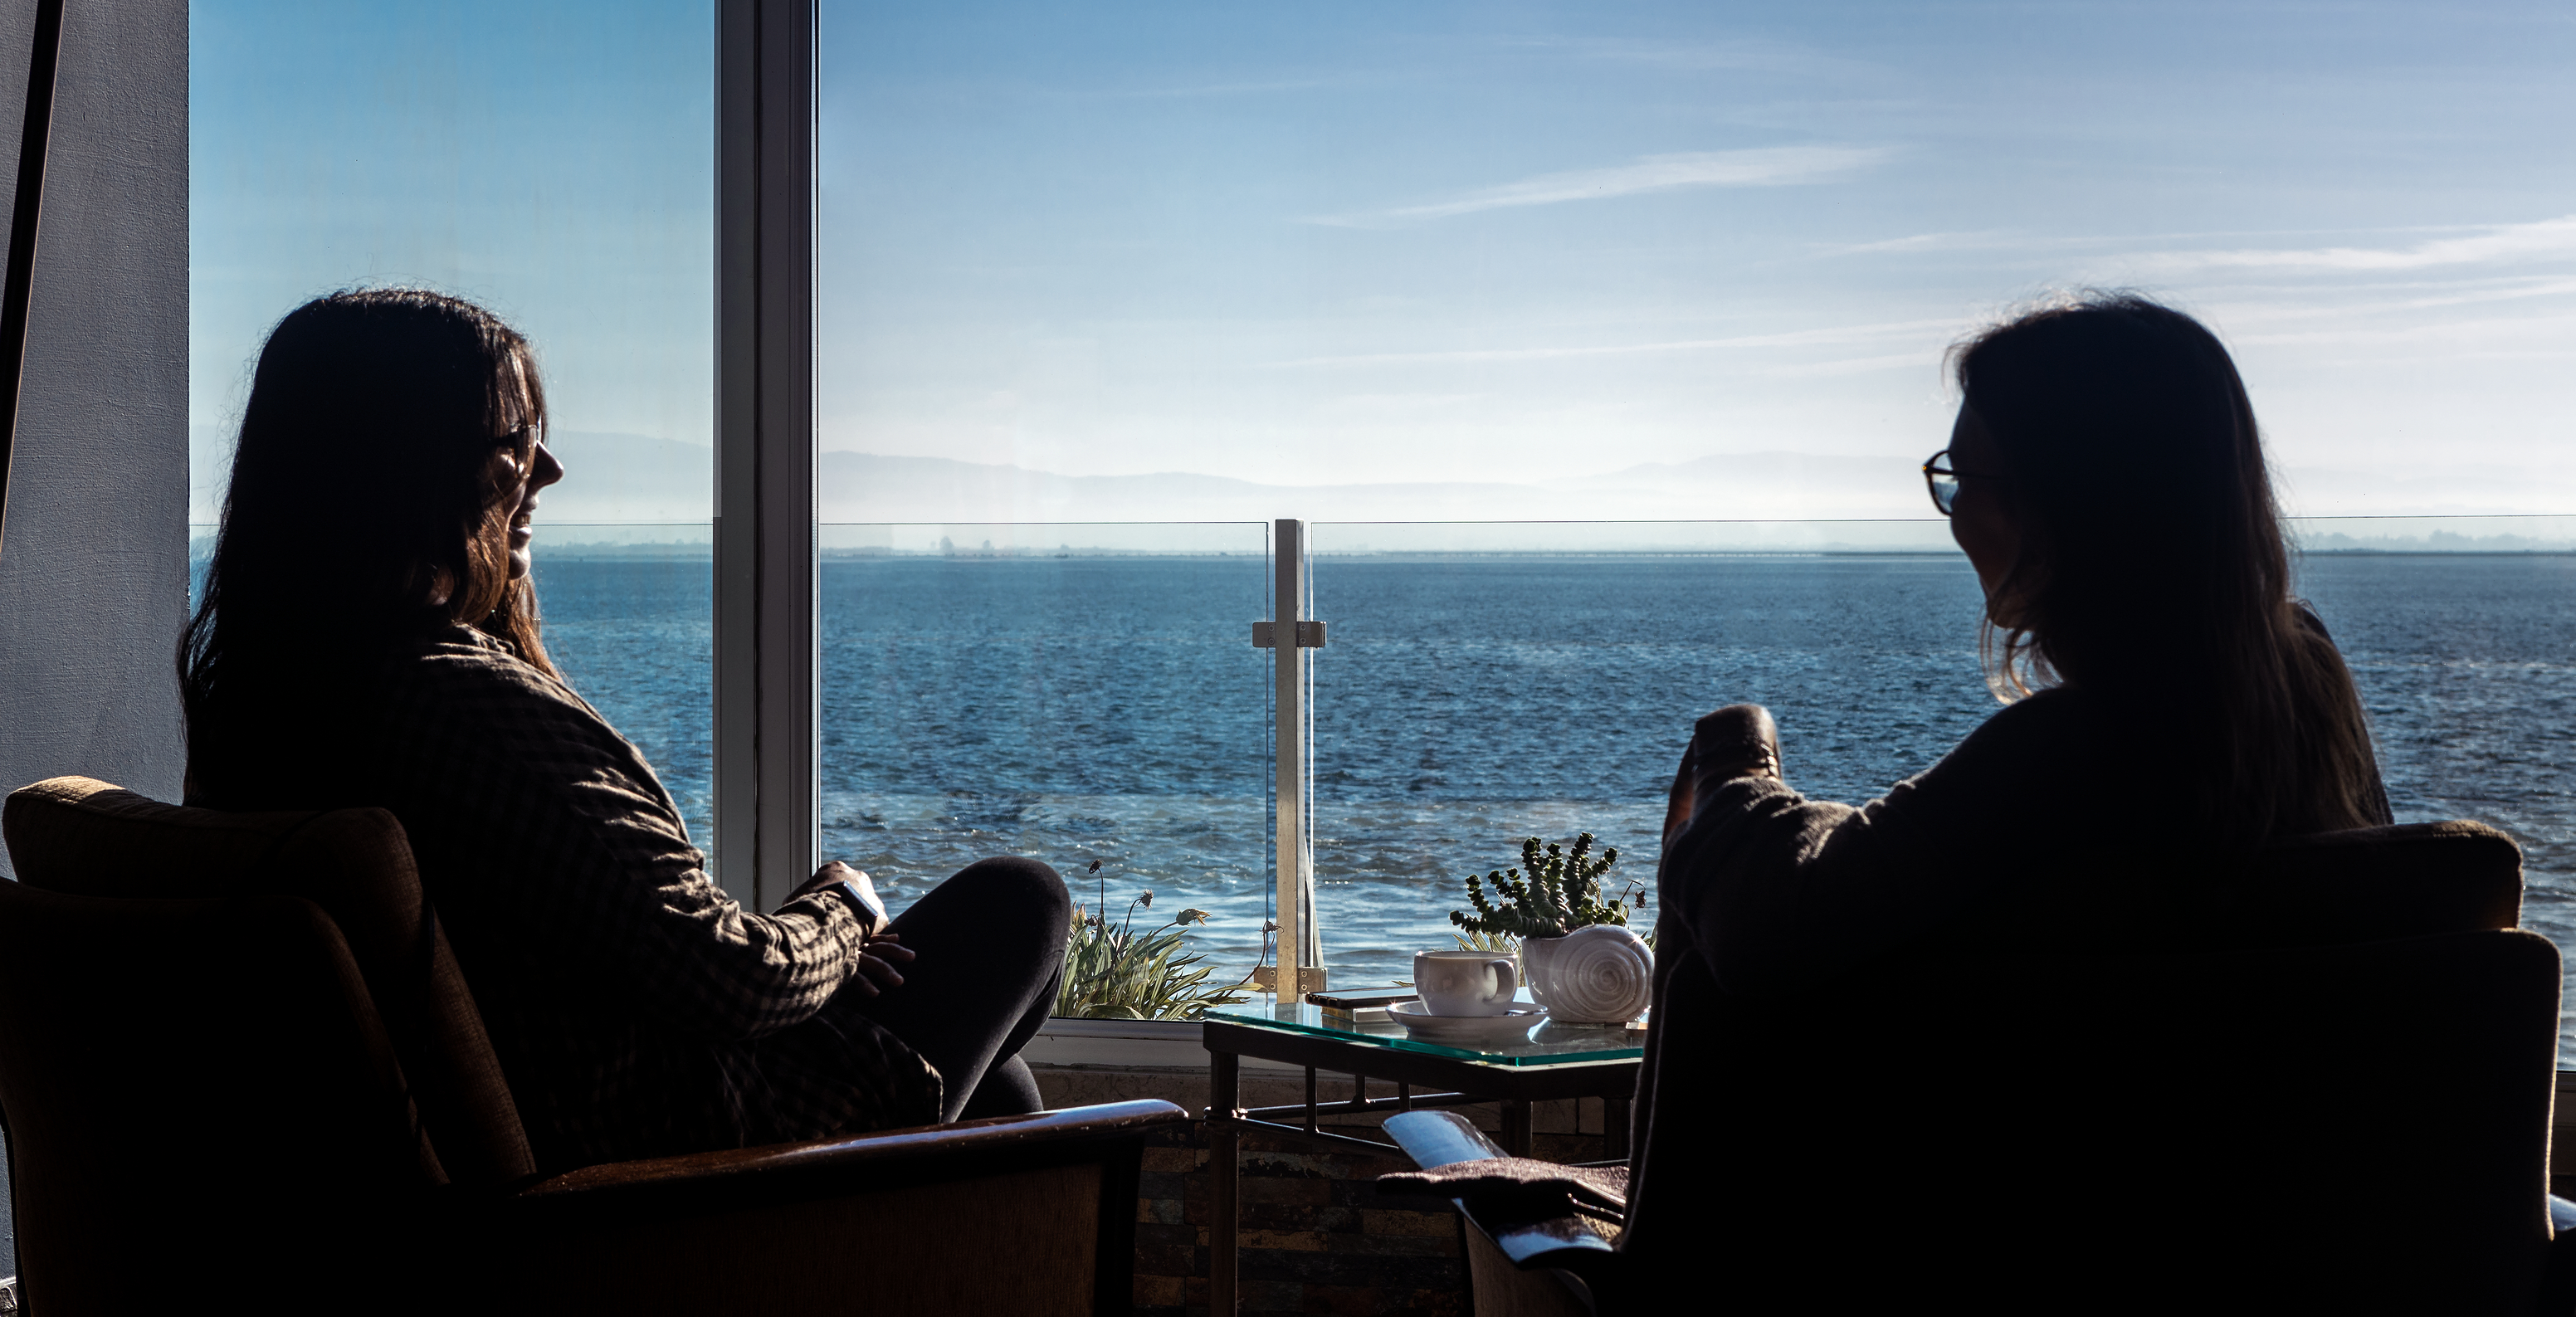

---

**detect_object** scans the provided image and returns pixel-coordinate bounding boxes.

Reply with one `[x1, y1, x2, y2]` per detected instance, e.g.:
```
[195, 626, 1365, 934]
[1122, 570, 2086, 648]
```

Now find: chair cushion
[2, 775, 534, 1183]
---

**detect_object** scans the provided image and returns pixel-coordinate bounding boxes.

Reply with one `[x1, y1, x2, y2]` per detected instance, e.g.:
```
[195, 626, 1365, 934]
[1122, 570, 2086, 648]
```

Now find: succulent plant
[1449, 832, 1632, 939]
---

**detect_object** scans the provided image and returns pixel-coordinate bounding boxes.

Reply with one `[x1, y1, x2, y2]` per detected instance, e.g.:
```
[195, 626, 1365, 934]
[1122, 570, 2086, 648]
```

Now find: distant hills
[187, 427, 2575, 529]
[526, 434, 1933, 525]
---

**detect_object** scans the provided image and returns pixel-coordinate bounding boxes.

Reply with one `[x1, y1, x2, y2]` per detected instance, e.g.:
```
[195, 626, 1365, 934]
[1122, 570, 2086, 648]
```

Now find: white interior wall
[0, 0, 189, 1282]
[0, 0, 189, 862]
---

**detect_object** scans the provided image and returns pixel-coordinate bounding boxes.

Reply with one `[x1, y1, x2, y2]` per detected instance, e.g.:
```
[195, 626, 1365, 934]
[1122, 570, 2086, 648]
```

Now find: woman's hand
[846, 932, 915, 997]
[1664, 704, 1782, 849]
[783, 861, 916, 995]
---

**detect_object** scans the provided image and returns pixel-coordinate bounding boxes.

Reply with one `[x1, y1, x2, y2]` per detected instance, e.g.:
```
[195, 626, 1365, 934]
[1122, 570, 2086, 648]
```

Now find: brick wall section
[1066, 1077, 1607, 1314]
[1048, 1068, 1621, 1316]
[1134, 1122, 1469, 1317]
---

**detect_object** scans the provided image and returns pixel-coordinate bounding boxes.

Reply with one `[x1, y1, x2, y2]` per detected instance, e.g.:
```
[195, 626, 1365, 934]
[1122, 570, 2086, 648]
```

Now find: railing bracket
[1250, 620, 1327, 648]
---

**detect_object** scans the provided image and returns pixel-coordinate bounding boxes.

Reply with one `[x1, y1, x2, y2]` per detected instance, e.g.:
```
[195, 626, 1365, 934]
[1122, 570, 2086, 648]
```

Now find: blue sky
[190, 0, 713, 513]
[194, 2, 2576, 518]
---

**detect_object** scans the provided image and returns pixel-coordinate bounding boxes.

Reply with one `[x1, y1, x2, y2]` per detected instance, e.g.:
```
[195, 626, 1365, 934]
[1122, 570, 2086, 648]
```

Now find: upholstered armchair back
[1622, 820, 2559, 1314]
[1, 776, 534, 1183]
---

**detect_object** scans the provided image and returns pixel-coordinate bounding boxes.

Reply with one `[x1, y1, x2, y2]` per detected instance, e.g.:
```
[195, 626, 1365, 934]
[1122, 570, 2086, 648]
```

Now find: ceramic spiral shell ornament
[1539, 924, 1654, 1024]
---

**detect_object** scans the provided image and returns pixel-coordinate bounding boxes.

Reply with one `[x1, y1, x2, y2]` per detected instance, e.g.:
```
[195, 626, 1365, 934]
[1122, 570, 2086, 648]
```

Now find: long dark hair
[1950, 292, 2383, 841]
[182, 289, 556, 788]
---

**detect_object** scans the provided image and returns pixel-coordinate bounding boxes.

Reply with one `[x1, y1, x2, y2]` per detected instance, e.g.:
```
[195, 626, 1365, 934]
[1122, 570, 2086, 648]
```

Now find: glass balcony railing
[201, 514, 2576, 1047]
[1305, 520, 1989, 990]
[819, 523, 1275, 1017]
[2290, 519, 2576, 1065]
[1300, 515, 2576, 1059]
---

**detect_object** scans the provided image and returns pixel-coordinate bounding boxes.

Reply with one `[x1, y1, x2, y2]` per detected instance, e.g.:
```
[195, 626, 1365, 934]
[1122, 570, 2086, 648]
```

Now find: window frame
[713, 0, 820, 912]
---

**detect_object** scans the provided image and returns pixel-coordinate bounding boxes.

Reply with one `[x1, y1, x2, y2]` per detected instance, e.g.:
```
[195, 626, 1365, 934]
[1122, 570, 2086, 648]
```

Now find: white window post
[713, 0, 818, 911]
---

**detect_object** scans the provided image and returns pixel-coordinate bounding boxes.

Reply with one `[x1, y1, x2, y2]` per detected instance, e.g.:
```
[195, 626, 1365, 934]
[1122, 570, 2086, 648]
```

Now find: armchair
[1388, 821, 2576, 1315]
[0, 776, 1181, 1315]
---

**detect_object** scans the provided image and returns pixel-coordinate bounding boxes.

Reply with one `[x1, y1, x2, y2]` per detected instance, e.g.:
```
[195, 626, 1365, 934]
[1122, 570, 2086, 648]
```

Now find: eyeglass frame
[1921, 448, 2006, 516]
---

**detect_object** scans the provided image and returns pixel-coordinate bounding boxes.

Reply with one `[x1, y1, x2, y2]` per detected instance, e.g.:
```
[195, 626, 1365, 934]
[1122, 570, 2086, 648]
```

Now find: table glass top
[1204, 994, 1645, 1066]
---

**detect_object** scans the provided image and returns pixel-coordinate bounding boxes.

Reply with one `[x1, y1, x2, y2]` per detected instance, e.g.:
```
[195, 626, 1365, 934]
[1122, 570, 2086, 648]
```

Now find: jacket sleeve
[1656, 691, 2119, 994]
[380, 646, 875, 1041]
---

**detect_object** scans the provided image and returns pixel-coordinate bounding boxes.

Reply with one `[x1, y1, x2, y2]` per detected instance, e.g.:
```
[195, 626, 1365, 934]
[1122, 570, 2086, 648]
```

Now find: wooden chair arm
[467, 1102, 1189, 1316]
[507, 1099, 1188, 1213]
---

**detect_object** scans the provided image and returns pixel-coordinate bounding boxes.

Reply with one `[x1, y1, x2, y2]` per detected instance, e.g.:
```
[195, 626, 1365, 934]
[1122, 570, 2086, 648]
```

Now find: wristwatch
[831, 877, 889, 934]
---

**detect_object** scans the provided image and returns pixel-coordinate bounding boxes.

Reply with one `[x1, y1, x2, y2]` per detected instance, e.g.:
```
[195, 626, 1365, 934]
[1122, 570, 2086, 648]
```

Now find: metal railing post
[1271, 517, 1324, 992]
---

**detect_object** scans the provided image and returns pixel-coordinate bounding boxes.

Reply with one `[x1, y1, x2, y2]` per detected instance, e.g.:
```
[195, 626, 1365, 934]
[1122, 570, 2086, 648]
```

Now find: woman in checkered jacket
[180, 288, 1069, 1173]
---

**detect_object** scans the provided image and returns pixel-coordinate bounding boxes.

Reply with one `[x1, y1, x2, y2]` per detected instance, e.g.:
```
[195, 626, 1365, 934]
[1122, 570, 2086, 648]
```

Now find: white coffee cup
[1413, 950, 1520, 1017]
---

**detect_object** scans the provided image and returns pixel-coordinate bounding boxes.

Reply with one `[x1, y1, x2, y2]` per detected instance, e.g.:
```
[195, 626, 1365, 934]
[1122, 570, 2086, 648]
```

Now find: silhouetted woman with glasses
[182, 289, 1069, 1173]
[1626, 293, 2392, 1282]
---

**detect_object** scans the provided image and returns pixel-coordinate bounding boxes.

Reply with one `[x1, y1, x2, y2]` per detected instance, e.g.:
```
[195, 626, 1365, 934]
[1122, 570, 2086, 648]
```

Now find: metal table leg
[1211, 1050, 1240, 1315]
[1501, 1098, 1532, 1156]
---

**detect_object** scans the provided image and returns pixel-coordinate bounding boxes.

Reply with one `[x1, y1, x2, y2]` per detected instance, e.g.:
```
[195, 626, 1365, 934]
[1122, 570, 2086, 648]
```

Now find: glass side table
[1201, 995, 1644, 1315]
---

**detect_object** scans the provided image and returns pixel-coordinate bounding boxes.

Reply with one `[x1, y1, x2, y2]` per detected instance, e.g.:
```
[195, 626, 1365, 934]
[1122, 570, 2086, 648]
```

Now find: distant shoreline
[512, 544, 2576, 562]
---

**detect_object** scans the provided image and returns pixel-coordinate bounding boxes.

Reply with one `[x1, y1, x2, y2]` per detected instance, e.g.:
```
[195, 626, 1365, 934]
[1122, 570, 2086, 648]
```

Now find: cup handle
[1488, 957, 1517, 1003]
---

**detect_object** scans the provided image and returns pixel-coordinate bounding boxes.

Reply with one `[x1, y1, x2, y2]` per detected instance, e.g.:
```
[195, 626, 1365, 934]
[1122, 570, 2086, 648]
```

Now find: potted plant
[1448, 833, 1653, 1024]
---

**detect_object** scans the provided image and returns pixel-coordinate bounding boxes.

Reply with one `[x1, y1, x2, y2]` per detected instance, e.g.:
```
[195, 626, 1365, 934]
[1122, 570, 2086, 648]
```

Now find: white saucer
[1388, 1000, 1548, 1046]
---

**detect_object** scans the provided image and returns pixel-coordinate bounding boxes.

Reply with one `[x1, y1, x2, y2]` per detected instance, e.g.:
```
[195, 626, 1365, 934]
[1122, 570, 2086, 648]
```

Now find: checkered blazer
[192, 623, 940, 1172]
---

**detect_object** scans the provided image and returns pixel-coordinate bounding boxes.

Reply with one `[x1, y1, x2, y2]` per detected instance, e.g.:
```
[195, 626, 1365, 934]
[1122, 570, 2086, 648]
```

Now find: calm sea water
[533, 550, 2576, 1051]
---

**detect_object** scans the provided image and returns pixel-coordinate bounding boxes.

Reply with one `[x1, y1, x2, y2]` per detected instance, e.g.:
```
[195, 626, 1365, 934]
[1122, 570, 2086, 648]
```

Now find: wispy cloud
[1816, 229, 2017, 256]
[2129, 215, 2576, 275]
[2208, 276, 2576, 329]
[1097, 78, 1325, 100]
[1267, 317, 1961, 368]
[1309, 147, 1886, 227]
[1496, 34, 1874, 80]
[1763, 351, 1941, 378]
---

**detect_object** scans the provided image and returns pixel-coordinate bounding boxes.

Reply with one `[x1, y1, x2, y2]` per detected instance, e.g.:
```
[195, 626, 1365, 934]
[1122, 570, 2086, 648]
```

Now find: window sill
[1027, 1016, 1299, 1073]
[1027, 1016, 1204, 1069]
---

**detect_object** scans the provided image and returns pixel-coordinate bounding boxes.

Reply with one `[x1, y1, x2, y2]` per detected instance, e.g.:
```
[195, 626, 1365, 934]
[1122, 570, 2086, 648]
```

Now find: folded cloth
[1377, 1158, 1630, 1215]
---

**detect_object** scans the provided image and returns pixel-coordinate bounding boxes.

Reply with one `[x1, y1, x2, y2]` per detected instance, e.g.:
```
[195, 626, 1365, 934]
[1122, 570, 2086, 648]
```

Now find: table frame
[1201, 1016, 1640, 1315]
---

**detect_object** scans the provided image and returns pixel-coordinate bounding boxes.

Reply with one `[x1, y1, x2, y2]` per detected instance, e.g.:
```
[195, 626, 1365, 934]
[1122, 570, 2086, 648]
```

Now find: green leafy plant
[1449, 833, 1642, 939]
[1056, 880, 1252, 1022]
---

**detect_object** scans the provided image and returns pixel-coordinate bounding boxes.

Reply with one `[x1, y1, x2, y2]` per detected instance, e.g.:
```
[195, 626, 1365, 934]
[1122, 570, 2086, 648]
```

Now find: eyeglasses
[1921, 448, 2005, 516]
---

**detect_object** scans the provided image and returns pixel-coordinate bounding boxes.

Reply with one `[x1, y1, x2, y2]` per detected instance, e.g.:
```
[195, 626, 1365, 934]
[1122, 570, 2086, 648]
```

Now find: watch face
[842, 879, 888, 920]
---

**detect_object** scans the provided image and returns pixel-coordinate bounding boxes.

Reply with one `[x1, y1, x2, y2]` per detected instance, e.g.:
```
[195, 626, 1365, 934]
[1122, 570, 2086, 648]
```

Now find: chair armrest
[1385, 1109, 1507, 1169]
[1382, 1110, 1621, 1274]
[2539, 1197, 2576, 1315]
[507, 1099, 1188, 1216]
[468, 1101, 1189, 1317]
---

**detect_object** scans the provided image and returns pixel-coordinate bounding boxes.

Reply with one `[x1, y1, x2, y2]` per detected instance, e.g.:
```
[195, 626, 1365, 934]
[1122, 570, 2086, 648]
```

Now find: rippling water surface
[534, 550, 2576, 1052]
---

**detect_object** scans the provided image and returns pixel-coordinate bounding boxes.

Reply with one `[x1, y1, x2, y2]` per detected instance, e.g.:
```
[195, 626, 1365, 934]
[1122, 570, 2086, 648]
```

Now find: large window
[191, 2, 716, 841]
[817, 2, 2576, 1027]
[188, 1, 2576, 1029]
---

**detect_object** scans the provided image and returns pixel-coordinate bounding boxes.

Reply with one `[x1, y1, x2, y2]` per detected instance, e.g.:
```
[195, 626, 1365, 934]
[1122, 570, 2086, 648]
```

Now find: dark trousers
[842, 856, 1070, 1122]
